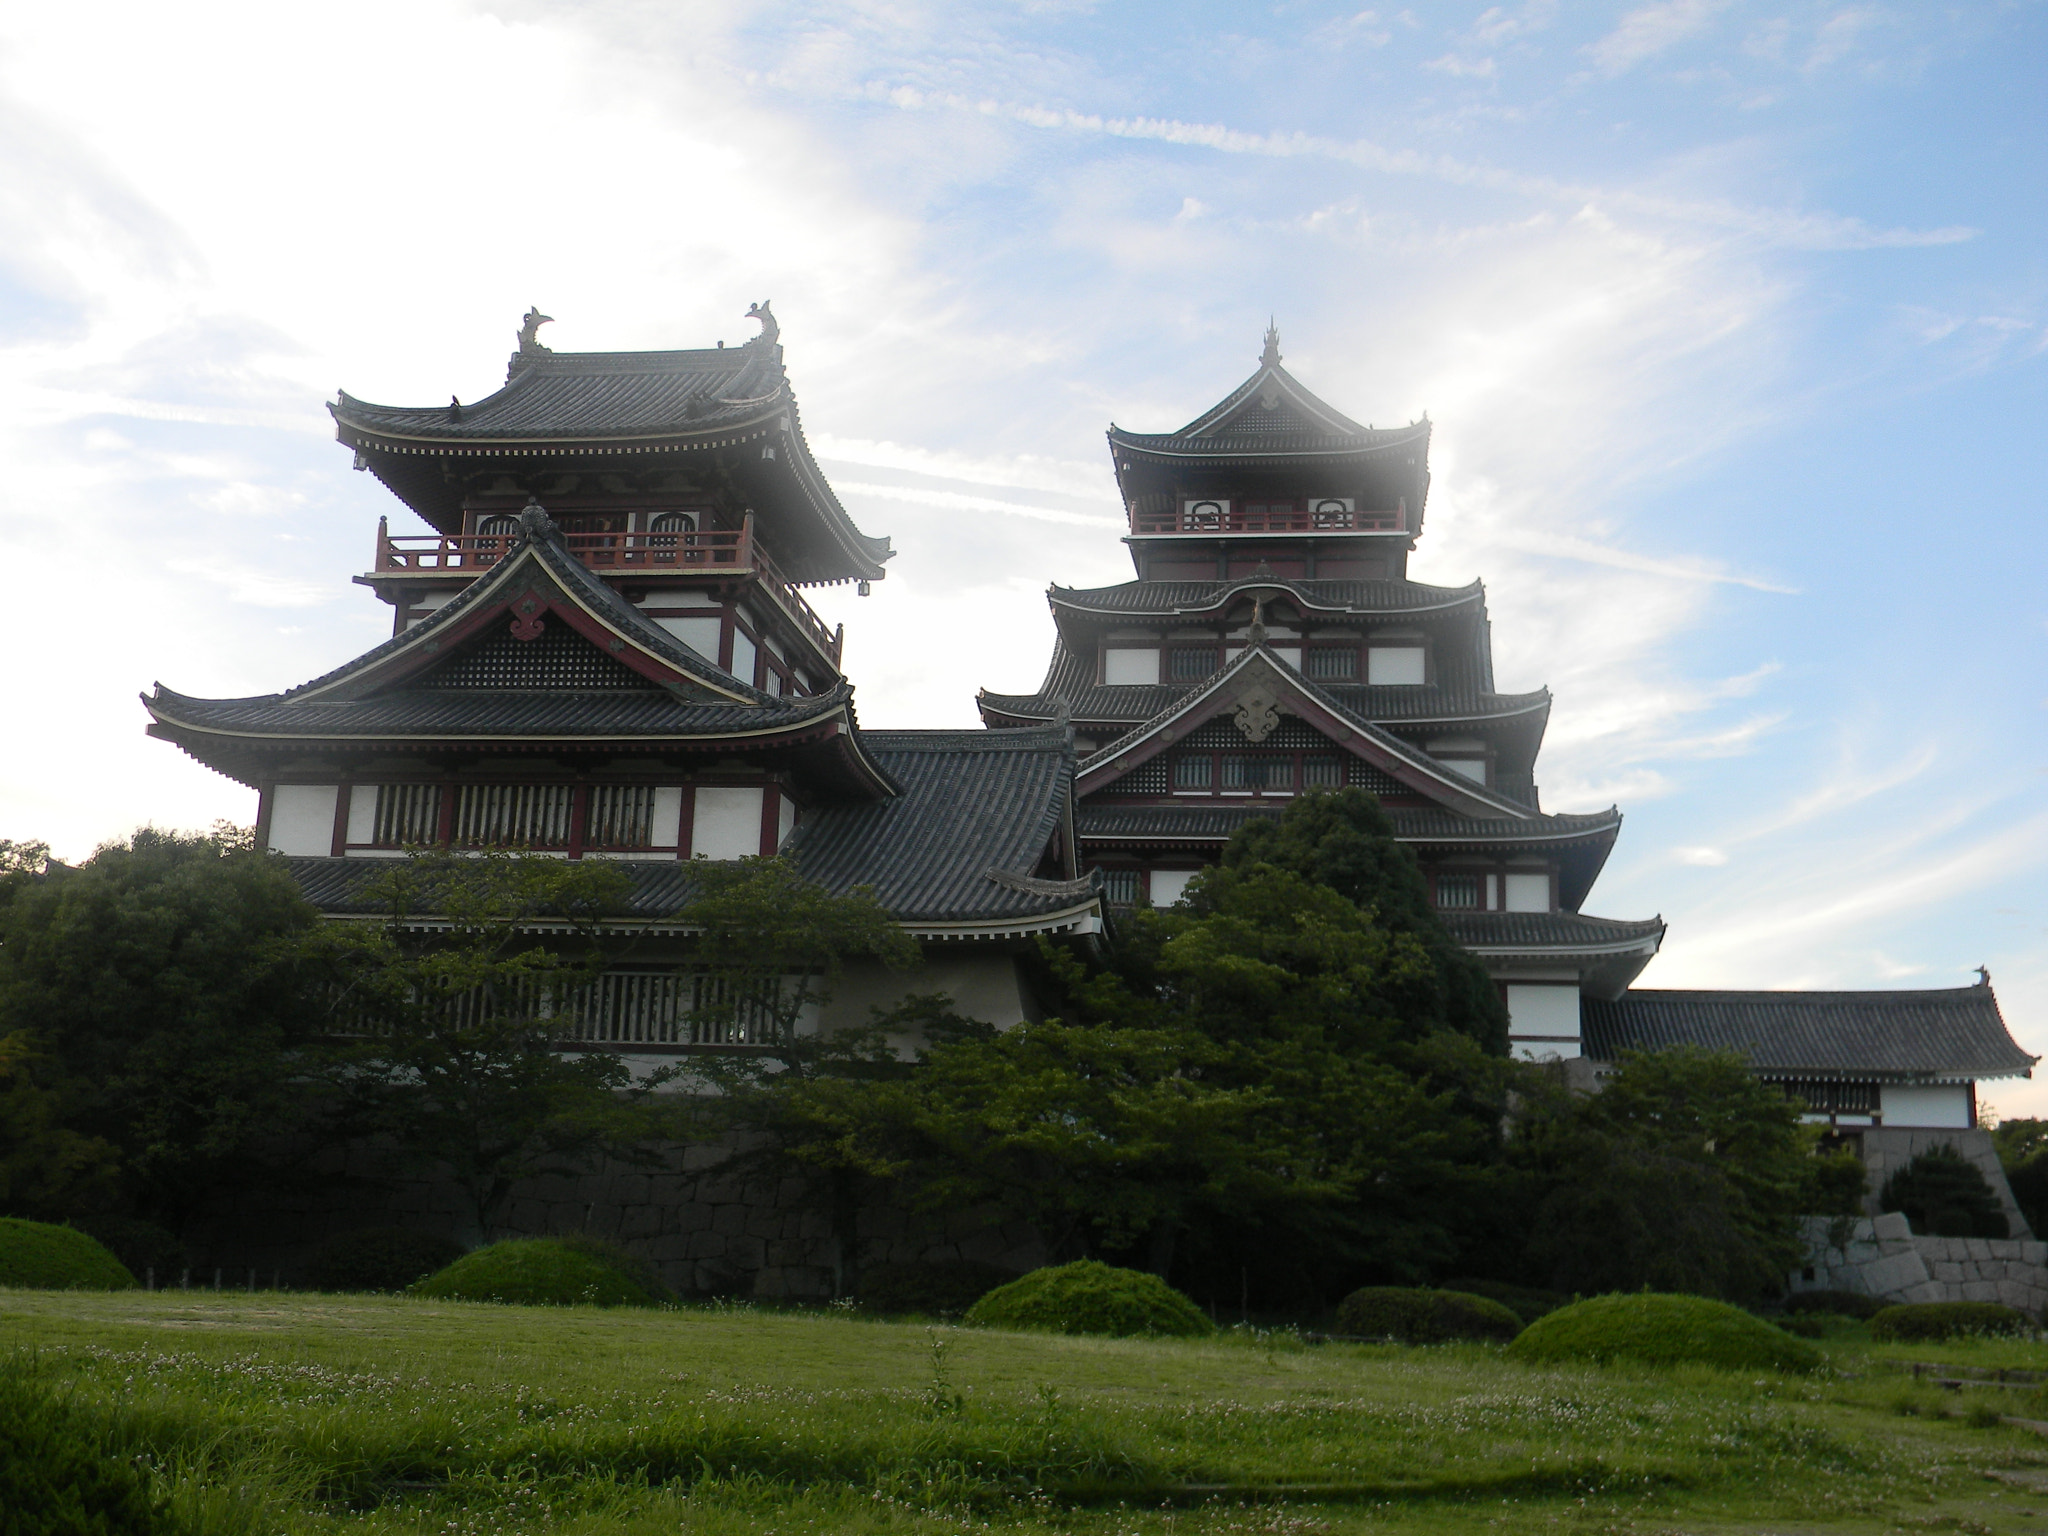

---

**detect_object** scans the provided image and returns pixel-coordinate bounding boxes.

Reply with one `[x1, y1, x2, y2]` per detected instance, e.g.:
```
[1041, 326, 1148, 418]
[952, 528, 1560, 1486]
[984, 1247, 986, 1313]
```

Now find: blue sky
[1, 2, 2043, 1098]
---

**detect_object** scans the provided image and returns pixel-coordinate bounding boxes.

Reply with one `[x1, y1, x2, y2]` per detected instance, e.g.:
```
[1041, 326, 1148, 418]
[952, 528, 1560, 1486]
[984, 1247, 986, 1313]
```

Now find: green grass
[8, 1288, 2048, 1534]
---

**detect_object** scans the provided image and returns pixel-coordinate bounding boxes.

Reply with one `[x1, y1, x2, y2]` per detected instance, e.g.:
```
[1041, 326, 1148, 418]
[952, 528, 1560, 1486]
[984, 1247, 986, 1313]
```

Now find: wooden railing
[1130, 500, 1405, 536]
[375, 516, 843, 665]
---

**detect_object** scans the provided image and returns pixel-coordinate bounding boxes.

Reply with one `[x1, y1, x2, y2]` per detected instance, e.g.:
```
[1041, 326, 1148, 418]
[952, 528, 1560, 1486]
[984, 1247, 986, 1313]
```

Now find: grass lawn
[9, 1290, 2048, 1534]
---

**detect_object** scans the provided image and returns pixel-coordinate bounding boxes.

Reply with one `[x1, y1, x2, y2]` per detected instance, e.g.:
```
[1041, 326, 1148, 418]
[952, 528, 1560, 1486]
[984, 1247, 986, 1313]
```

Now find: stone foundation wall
[1855, 1127, 2032, 1238]
[183, 1137, 1047, 1298]
[1793, 1212, 2048, 1315]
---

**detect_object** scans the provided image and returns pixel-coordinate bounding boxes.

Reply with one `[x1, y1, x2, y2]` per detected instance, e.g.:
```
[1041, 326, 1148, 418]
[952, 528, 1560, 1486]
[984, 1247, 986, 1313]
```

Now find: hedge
[1506, 1292, 1823, 1373]
[965, 1261, 1213, 1338]
[1869, 1301, 2036, 1342]
[411, 1237, 664, 1307]
[0, 1217, 135, 1291]
[1334, 1287, 1523, 1344]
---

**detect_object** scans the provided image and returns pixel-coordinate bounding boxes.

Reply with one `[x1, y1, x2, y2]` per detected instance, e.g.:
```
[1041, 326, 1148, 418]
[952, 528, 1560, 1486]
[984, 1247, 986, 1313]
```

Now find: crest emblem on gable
[1233, 684, 1281, 744]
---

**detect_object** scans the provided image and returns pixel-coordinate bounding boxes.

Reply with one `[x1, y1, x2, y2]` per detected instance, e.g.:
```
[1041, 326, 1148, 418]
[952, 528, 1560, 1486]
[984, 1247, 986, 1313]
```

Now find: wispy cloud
[1586, 0, 1728, 77]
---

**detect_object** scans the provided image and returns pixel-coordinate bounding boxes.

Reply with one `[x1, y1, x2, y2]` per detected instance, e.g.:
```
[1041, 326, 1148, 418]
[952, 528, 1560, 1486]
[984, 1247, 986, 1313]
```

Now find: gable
[1099, 715, 1408, 798]
[410, 620, 659, 692]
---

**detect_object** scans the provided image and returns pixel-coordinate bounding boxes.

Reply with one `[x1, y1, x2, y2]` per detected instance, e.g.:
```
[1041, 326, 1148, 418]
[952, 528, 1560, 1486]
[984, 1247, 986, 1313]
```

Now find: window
[692, 787, 767, 861]
[1435, 874, 1481, 910]
[1367, 646, 1426, 685]
[1439, 758, 1488, 784]
[1503, 872, 1550, 913]
[729, 627, 757, 685]
[1302, 755, 1344, 788]
[1148, 869, 1197, 906]
[1097, 868, 1142, 906]
[374, 784, 443, 846]
[268, 785, 339, 856]
[1305, 647, 1358, 680]
[453, 784, 573, 847]
[647, 511, 696, 547]
[1172, 754, 1213, 790]
[1221, 754, 1291, 792]
[1170, 647, 1219, 682]
[586, 785, 656, 849]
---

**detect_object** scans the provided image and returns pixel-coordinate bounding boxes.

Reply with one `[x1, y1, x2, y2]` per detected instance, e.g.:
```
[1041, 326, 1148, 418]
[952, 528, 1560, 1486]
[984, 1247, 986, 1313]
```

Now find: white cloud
[1673, 846, 1728, 865]
[1586, 0, 1728, 77]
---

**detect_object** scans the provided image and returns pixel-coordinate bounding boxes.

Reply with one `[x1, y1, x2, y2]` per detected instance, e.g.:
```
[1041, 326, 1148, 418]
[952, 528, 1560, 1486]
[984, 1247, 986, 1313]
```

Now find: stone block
[681, 1145, 730, 1173]
[686, 1231, 728, 1260]
[778, 1177, 810, 1207]
[618, 1204, 661, 1240]
[674, 1201, 711, 1234]
[712, 1204, 747, 1237]
[743, 1178, 775, 1208]
[1962, 1280, 2001, 1303]
[727, 1235, 766, 1269]
[1872, 1211, 1913, 1242]
[765, 1239, 809, 1267]
[648, 1233, 692, 1262]
[1844, 1242, 1880, 1265]
[1900, 1281, 1947, 1305]
[1996, 1280, 2035, 1310]
[2023, 1243, 2047, 1267]
[1933, 1261, 1965, 1283]
[695, 1178, 742, 1206]
[1967, 1238, 1993, 1261]
[1991, 1239, 2022, 1261]
[1862, 1250, 1931, 1296]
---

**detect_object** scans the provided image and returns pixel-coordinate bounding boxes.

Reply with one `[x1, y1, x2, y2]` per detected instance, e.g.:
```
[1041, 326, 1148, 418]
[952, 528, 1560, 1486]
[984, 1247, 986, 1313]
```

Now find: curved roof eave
[1047, 575, 1485, 621]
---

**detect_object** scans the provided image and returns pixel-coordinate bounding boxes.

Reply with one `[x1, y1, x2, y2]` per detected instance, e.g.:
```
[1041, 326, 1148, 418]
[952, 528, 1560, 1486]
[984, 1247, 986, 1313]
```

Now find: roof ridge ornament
[516, 497, 558, 543]
[1261, 317, 1281, 369]
[746, 300, 779, 349]
[508, 307, 554, 380]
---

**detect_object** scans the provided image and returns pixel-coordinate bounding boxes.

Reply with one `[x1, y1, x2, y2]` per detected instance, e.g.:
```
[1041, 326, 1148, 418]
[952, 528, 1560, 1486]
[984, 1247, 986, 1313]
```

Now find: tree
[0, 827, 320, 1225]
[309, 849, 683, 1241]
[1507, 1048, 1865, 1303]
[0, 1030, 118, 1219]
[668, 856, 922, 1294]
[864, 791, 1517, 1307]
[1880, 1144, 2008, 1239]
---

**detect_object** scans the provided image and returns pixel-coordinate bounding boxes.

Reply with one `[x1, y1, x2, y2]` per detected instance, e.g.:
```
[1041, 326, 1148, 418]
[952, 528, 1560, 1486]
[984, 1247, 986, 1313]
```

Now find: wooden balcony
[1130, 499, 1406, 536]
[374, 516, 843, 665]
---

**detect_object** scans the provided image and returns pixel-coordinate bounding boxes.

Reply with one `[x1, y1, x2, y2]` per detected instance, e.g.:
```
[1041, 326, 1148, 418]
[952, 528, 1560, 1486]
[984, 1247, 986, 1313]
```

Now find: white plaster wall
[692, 788, 764, 860]
[654, 615, 722, 660]
[1149, 868, 1197, 906]
[1504, 873, 1550, 913]
[1881, 1084, 1974, 1129]
[1507, 984, 1582, 1060]
[1367, 647, 1425, 685]
[819, 953, 1033, 1039]
[268, 785, 338, 856]
[1103, 648, 1160, 685]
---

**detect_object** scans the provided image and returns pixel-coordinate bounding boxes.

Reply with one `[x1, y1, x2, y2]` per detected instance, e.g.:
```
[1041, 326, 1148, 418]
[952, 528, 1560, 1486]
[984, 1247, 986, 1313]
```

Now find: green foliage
[1441, 1277, 1573, 1323]
[1868, 1301, 2036, 1342]
[0, 827, 319, 1224]
[410, 1237, 662, 1307]
[0, 1028, 118, 1219]
[2007, 1154, 2048, 1242]
[0, 1362, 176, 1536]
[857, 1260, 1016, 1317]
[1505, 1292, 1823, 1373]
[1880, 1144, 2009, 1239]
[1333, 1286, 1523, 1343]
[304, 1227, 466, 1293]
[305, 849, 685, 1238]
[0, 1216, 135, 1290]
[67, 1215, 186, 1282]
[1507, 1048, 1852, 1304]
[1782, 1288, 1888, 1320]
[965, 1259, 1214, 1337]
[1992, 1117, 2048, 1170]
[876, 792, 1515, 1306]
[1774, 1313, 1827, 1338]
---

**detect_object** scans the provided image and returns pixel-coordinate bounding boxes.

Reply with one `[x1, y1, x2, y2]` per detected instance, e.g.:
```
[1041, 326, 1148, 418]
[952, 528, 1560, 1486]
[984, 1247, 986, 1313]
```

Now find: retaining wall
[1792, 1211, 2048, 1314]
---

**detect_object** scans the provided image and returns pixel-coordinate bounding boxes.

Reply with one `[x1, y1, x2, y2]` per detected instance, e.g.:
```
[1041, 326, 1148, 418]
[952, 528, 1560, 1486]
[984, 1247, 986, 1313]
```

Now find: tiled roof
[149, 686, 846, 739]
[280, 726, 1092, 928]
[1076, 804, 1617, 844]
[1049, 577, 1483, 617]
[332, 344, 781, 442]
[1441, 911, 1666, 951]
[789, 727, 1085, 922]
[1106, 357, 1429, 459]
[984, 681, 1548, 728]
[1581, 987, 2038, 1083]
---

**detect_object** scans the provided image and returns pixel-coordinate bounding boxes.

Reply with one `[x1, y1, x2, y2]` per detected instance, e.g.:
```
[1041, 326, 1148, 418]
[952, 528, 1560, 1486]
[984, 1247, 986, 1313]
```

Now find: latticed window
[586, 785, 657, 849]
[1435, 874, 1482, 910]
[1169, 647, 1219, 682]
[453, 784, 575, 847]
[1097, 868, 1142, 907]
[1172, 754, 1213, 790]
[1116, 756, 1170, 795]
[1221, 754, 1292, 792]
[1302, 755, 1344, 788]
[1304, 647, 1358, 680]
[1347, 760, 1406, 795]
[419, 623, 646, 691]
[373, 784, 442, 845]
[1770, 1080, 1879, 1117]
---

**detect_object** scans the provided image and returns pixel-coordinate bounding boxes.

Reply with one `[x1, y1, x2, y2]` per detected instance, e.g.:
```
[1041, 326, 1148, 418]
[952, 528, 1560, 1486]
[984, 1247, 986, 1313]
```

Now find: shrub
[1783, 1289, 1888, 1321]
[555, 1233, 673, 1304]
[1505, 1292, 1823, 1374]
[1869, 1301, 2036, 1343]
[1334, 1287, 1523, 1344]
[1441, 1277, 1573, 1323]
[0, 1217, 134, 1290]
[1775, 1314, 1827, 1338]
[66, 1216, 186, 1284]
[859, 1261, 1015, 1317]
[410, 1237, 661, 1307]
[0, 1363, 172, 1536]
[965, 1260, 1213, 1338]
[305, 1228, 466, 1294]
[1881, 1145, 2009, 1239]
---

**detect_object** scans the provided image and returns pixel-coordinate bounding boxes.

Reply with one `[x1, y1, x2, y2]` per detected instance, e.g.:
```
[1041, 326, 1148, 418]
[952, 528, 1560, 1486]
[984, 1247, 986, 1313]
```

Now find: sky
[0, 1, 2043, 1099]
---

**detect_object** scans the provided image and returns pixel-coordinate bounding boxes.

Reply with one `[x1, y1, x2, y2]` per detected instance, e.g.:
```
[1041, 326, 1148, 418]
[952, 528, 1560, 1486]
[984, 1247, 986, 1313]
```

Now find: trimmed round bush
[1869, 1301, 2035, 1343]
[1881, 1145, 2009, 1238]
[0, 1217, 134, 1291]
[410, 1237, 661, 1307]
[1442, 1277, 1572, 1324]
[0, 1366, 172, 1536]
[1506, 1292, 1823, 1374]
[306, 1227, 466, 1293]
[965, 1260, 1213, 1338]
[1783, 1289, 1887, 1321]
[1335, 1286, 1523, 1344]
[1775, 1314, 1828, 1338]
[859, 1260, 1015, 1317]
